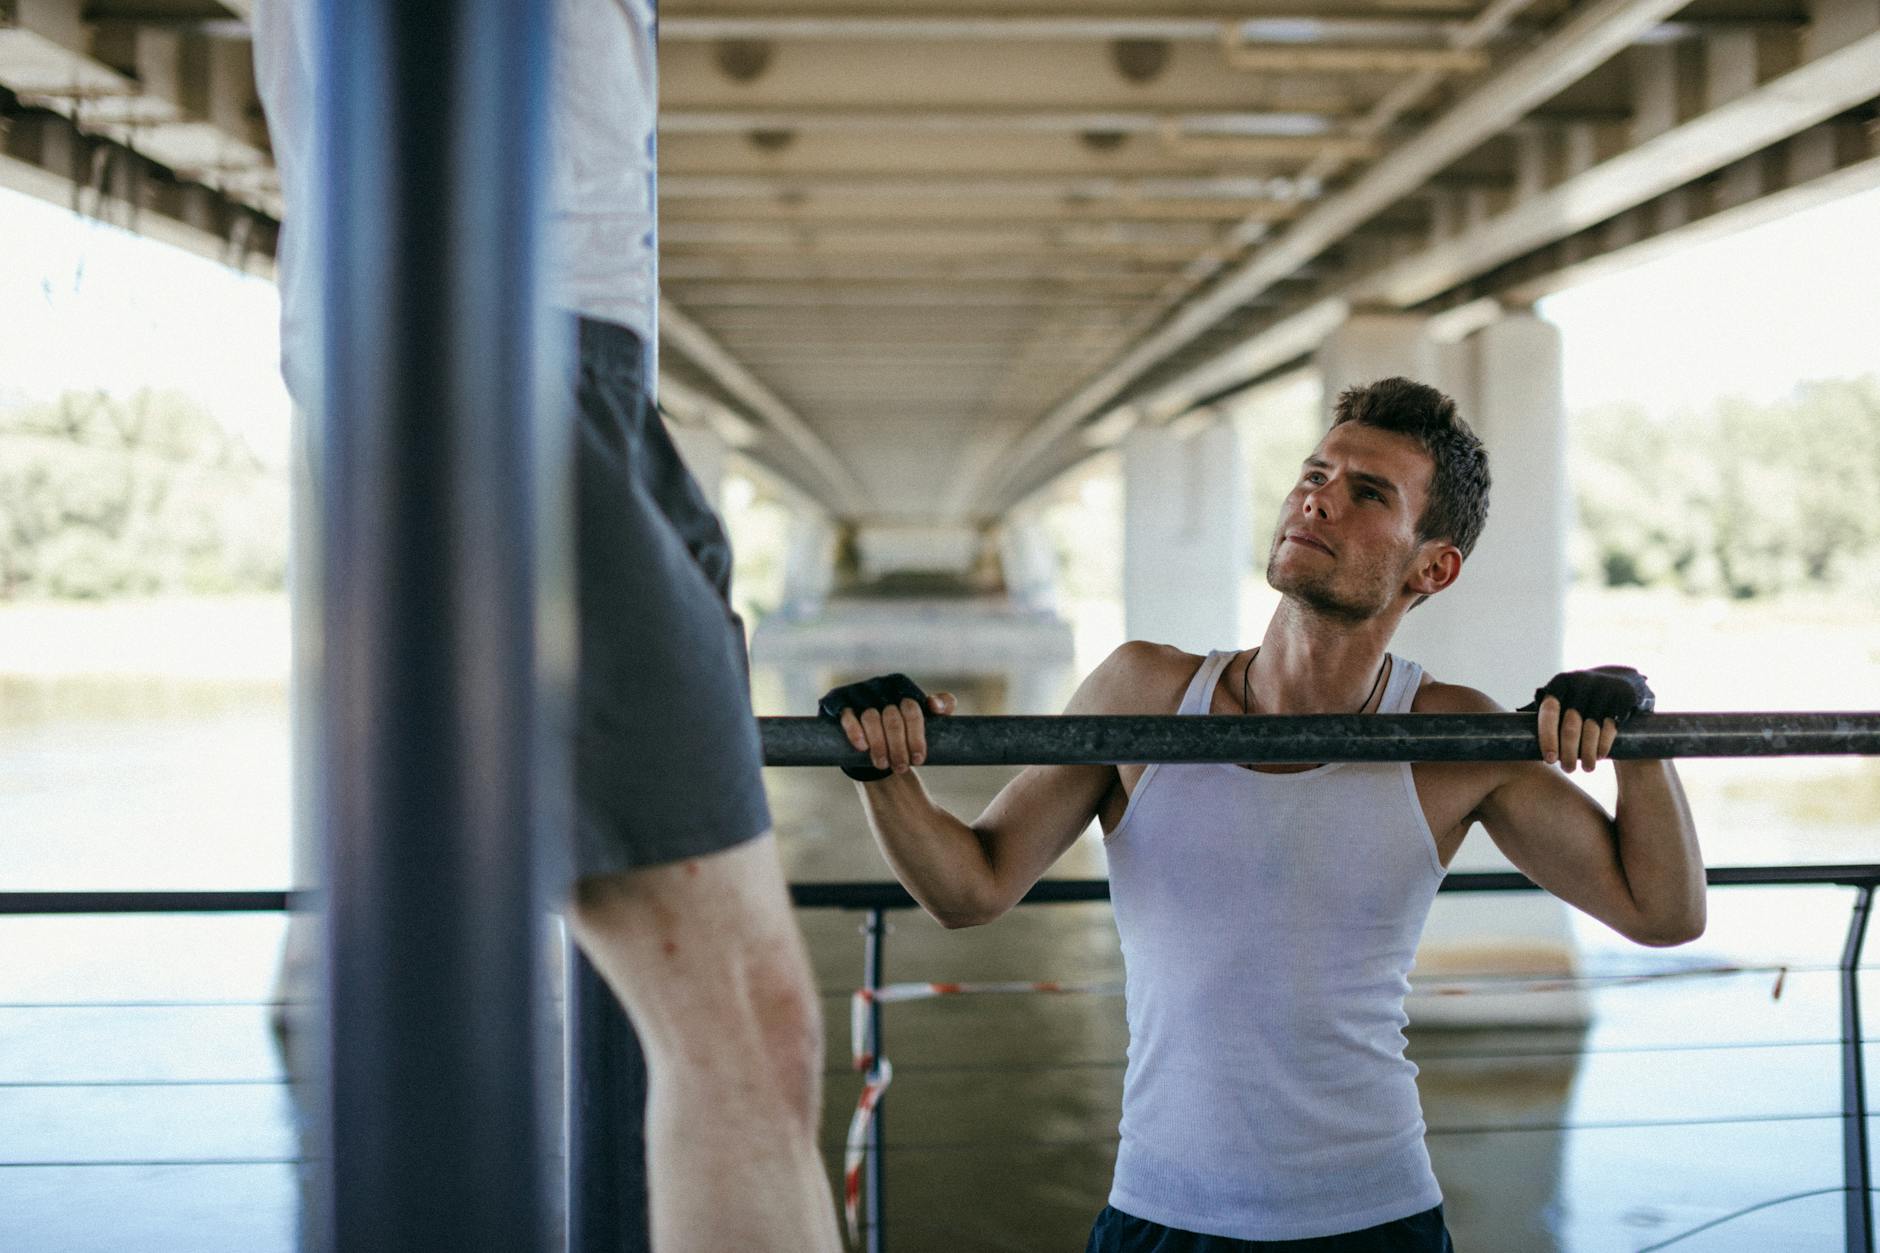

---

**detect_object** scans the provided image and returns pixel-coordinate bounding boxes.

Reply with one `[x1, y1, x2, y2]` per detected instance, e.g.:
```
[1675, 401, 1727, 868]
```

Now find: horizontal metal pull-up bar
[4, 863, 1879, 918]
[758, 711, 1880, 768]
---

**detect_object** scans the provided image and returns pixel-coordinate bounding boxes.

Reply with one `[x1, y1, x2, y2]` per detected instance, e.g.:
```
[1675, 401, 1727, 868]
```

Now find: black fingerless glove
[1518, 665, 1656, 722]
[817, 672, 931, 782]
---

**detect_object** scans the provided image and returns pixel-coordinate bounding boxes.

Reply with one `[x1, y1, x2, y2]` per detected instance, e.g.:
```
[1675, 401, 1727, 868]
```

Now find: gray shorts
[572, 316, 771, 879]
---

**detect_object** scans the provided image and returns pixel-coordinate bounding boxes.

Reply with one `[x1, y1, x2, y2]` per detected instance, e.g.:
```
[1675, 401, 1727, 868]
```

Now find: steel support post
[568, 947, 652, 1253]
[1843, 885, 1874, 1253]
[863, 908, 890, 1253]
[317, 0, 557, 1247]
[568, 5, 661, 1245]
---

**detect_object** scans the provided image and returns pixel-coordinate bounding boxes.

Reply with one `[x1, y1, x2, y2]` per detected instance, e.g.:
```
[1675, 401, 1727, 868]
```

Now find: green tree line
[3, 378, 1876, 604]
[1571, 376, 1880, 598]
[0, 389, 287, 600]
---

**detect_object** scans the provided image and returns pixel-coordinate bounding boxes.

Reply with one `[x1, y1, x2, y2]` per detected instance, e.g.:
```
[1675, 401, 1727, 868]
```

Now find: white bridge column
[1320, 310, 1584, 1026]
[666, 423, 728, 512]
[1122, 416, 1247, 655]
[1407, 313, 1569, 708]
[1317, 312, 1441, 416]
[779, 509, 838, 619]
[999, 505, 1062, 616]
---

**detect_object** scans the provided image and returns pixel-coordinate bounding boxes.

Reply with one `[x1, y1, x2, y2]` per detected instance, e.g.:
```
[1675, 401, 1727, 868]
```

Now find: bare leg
[567, 833, 841, 1253]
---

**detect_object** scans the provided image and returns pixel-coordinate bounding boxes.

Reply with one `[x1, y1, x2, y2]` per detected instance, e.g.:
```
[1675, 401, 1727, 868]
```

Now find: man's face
[1265, 422, 1438, 620]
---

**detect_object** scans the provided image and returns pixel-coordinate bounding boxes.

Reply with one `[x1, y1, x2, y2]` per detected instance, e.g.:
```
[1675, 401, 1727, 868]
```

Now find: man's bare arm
[837, 645, 1146, 928]
[1455, 686, 1706, 946]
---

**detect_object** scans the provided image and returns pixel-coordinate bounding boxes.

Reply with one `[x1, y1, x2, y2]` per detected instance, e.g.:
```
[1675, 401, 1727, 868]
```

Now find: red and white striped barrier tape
[842, 980, 1118, 1245]
[841, 1058, 892, 1248]
[849, 979, 1123, 1071]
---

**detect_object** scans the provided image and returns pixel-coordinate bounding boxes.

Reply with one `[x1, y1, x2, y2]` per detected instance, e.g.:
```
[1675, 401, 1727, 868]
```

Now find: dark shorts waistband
[1086, 1204, 1454, 1253]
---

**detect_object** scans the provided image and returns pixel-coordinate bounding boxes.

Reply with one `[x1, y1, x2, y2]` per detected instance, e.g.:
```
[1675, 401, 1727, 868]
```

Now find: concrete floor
[0, 892, 1872, 1252]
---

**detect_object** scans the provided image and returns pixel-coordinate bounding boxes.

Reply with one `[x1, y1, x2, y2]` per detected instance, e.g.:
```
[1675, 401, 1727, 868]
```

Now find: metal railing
[2, 861, 1874, 1253]
[768, 709, 1880, 1247]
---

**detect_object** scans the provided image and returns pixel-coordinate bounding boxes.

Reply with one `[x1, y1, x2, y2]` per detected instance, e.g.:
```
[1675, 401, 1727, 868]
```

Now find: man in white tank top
[822, 377, 1706, 1250]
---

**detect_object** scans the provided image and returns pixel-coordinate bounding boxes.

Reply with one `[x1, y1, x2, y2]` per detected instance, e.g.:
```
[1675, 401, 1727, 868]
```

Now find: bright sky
[0, 189, 292, 464]
[1, 179, 1877, 464]
[1541, 183, 1880, 413]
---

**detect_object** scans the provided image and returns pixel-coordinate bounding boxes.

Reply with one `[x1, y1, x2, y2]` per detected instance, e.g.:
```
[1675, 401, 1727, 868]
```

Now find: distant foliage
[0, 390, 287, 600]
[1572, 376, 1880, 598]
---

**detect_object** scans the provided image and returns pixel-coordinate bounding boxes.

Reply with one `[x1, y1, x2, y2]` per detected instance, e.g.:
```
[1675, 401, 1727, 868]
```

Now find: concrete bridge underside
[5, 0, 1878, 555]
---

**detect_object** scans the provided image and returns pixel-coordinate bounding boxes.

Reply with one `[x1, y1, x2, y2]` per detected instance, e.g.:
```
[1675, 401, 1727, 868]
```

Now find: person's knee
[639, 935, 823, 1135]
[568, 841, 824, 1132]
[752, 957, 824, 1133]
[673, 926, 823, 1132]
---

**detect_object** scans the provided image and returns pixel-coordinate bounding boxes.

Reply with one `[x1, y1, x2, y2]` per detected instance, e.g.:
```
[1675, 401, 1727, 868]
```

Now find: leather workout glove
[818, 672, 932, 782]
[1519, 665, 1655, 723]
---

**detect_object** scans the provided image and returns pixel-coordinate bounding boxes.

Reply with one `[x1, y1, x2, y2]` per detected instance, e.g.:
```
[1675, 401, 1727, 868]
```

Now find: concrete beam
[1089, 107, 1880, 467]
[656, 13, 1791, 45]
[1498, 148, 1880, 307]
[653, 374, 763, 451]
[660, 197, 1302, 226]
[658, 130, 1371, 179]
[659, 37, 1420, 115]
[0, 0, 134, 101]
[0, 106, 276, 276]
[1218, 32, 1488, 76]
[659, 220, 1228, 259]
[1353, 28, 1880, 306]
[659, 172, 1319, 201]
[0, 3, 274, 214]
[659, 256, 1182, 286]
[657, 296, 873, 516]
[990, 0, 1545, 507]
[661, 109, 1376, 155]
[1806, 0, 1880, 58]
[666, 287, 1147, 310]
[968, 0, 1686, 512]
[660, 15, 1473, 43]
[100, 28, 276, 212]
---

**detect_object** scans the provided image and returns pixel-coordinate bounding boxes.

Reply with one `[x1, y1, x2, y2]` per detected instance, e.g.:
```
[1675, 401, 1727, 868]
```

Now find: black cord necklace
[1240, 646, 1389, 716]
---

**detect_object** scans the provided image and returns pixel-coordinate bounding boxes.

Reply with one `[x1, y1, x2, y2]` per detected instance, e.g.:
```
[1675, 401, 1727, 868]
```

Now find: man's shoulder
[1409, 673, 1504, 715]
[1105, 640, 1209, 686]
[1076, 640, 1209, 714]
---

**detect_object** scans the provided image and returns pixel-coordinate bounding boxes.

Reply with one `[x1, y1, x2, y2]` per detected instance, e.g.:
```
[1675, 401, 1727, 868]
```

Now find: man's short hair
[1331, 377, 1490, 559]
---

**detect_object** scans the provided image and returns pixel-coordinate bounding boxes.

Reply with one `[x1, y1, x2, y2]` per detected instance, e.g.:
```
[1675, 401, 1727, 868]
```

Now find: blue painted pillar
[317, 0, 559, 1246]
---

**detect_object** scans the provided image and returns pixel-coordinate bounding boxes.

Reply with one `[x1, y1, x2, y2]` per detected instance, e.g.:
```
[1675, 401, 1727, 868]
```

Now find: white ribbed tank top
[254, 0, 661, 409]
[1104, 649, 1446, 1241]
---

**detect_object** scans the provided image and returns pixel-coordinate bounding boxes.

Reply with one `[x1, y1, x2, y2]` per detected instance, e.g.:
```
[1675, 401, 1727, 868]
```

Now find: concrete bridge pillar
[1319, 309, 1584, 1025]
[999, 506, 1061, 616]
[667, 423, 728, 513]
[779, 509, 838, 619]
[1317, 312, 1441, 416]
[1317, 308, 1569, 714]
[1411, 313, 1570, 708]
[1122, 416, 1247, 655]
